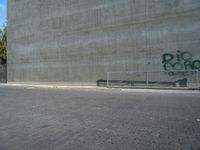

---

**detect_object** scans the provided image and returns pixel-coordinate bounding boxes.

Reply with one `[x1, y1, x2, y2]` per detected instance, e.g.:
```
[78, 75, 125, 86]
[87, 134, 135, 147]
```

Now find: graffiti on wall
[162, 50, 200, 76]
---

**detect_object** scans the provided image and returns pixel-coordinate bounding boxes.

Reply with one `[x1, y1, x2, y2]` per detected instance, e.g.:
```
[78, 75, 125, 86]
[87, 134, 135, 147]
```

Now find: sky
[0, 0, 6, 30]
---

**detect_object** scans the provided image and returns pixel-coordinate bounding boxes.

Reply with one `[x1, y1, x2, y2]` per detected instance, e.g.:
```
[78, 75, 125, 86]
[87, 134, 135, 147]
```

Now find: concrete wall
[7, 0, 200, 85]
[0, 64, 7, 83]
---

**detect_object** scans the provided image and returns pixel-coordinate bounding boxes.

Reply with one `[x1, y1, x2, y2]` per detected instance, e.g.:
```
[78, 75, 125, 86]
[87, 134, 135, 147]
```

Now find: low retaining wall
[0, 65, 7, 83]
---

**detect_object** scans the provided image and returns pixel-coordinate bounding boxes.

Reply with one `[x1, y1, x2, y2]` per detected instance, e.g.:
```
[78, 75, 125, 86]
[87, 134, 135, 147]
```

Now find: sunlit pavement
[0, 85, 199, 150]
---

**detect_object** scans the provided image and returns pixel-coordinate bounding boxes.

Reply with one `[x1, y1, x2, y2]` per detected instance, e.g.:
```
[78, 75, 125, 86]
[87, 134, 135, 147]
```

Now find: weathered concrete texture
[7, 0, 200, 84]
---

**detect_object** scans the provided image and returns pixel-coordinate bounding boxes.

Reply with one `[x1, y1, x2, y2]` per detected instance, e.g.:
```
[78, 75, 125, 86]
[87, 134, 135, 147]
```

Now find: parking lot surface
[0, 85, 200, 150]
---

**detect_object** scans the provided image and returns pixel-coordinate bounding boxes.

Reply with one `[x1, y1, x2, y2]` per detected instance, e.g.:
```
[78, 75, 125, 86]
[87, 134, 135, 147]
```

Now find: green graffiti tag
[162, 50, 200, 76]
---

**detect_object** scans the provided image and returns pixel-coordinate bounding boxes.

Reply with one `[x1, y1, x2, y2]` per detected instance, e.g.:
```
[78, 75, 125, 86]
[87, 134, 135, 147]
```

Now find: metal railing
[107, 70, 199, 89]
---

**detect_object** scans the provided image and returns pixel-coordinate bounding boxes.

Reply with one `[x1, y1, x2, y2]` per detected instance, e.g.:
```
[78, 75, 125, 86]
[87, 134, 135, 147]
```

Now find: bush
[0, 26, 7, 64]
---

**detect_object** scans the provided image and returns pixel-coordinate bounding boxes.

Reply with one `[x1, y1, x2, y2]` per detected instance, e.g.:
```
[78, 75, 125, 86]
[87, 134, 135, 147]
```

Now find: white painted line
[121, 89, 200, 94]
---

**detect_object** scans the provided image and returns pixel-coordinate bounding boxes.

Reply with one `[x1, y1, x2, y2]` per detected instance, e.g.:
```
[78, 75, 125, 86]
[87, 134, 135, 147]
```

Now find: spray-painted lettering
[162, 50, 200, 76]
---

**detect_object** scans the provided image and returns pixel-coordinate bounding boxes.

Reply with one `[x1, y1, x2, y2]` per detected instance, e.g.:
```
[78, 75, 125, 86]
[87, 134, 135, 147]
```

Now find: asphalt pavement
[0, 85, 199, 150]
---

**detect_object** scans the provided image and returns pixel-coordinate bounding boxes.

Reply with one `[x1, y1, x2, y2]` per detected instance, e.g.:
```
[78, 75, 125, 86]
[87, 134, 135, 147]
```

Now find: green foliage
[0, 26, 7, 64]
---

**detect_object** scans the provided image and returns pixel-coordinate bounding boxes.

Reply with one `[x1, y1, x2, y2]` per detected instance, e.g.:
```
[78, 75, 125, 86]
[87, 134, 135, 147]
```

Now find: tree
[0, 26, 7, 64]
